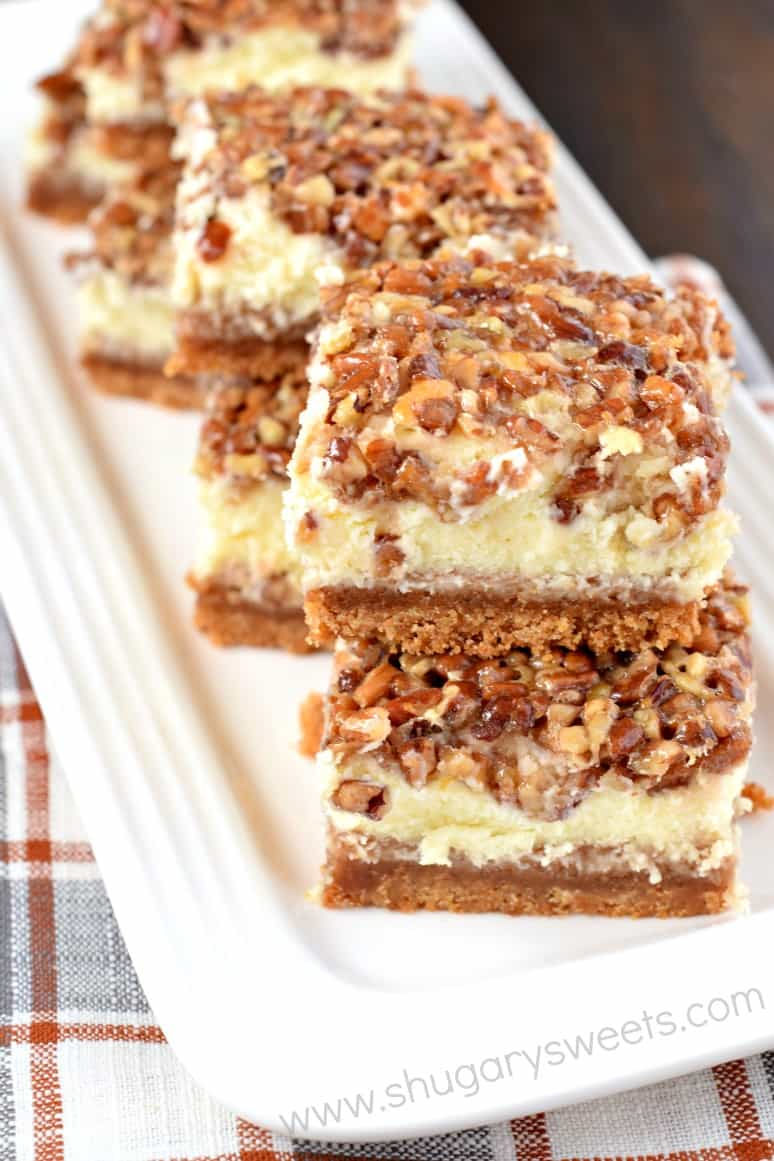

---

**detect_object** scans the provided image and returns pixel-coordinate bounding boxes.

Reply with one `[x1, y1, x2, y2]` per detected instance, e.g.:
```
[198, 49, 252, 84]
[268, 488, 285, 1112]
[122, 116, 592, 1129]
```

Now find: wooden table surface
[460, 0, 774, 359]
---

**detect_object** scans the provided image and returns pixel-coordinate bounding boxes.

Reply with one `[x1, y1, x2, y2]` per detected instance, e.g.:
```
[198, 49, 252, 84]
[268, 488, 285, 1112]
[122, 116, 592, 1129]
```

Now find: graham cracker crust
[304, 585, 700, 657]
[322, 840, 737, 918]
[193, 585, 314, 653]
[26, 174, 100, 224]
[81, 354, 205, 410]
[167, 333, 309, 381]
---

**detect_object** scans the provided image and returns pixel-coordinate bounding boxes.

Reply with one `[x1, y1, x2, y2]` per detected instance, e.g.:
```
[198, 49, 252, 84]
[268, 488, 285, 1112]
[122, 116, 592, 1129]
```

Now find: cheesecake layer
[77, 271, 176, 366]
[323, 833, 738, 917]
[196, 476, 300, 590]
[323, 756, 747, 875]
[288, 471, 735, 605]
[165, 24, 415, 103]
[171, 86, 556, 373]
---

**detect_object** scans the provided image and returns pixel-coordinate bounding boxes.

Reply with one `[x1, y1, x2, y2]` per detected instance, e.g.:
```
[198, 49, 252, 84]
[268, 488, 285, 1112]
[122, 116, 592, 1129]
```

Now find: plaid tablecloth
[2, 613, 774, 1159]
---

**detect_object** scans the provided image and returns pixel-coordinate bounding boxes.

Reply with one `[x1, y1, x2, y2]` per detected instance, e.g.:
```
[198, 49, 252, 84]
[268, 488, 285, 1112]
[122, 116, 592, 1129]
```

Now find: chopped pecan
[373, 533, 405, 578]
[395, 737, 437, 787]
[332, 781, 389, 819]
[197, 219, 232, 263]
[336, 707, 391, 748]
[353, 661, 397, 708]
[606, 717, 644, 760]
[385, 688, 443, 726]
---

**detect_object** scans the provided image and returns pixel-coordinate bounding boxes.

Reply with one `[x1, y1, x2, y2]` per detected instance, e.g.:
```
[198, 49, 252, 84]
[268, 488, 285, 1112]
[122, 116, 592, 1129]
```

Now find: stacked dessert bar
[48, 0, 422, 406]
[27, 2, 756, 920]
[174, 86, 558, 648]
[65, 161, 197, 405]
[285, 252, 754, 916]
[27, 0, 418, 223]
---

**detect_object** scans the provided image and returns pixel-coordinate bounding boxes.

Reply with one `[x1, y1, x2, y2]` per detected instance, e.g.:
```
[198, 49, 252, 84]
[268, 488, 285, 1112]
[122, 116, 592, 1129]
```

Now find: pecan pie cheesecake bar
[190, 369, 312, 650]
[67, 162, 203, 407]
[170, 86, 557, 379]
[319, 577, 753, 916]
[27, 0, 420, 224]
[286, 253, 737, 657]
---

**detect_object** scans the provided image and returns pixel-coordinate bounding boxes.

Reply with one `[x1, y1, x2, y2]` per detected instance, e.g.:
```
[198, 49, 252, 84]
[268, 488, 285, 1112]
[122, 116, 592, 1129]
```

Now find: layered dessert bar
[190, 369, 312, 650]
[319, 576, 753, 916]
[27, 0, 419, 223]
[67, 162, 201, 406]
[286, 252, 736, 657]
[170, 87, 557, 379]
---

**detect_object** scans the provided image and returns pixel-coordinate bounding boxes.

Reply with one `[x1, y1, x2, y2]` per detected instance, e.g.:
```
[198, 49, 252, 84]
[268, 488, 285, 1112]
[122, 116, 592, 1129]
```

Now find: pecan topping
[182, 86, 556, 275]
[301, 251, 732, 524]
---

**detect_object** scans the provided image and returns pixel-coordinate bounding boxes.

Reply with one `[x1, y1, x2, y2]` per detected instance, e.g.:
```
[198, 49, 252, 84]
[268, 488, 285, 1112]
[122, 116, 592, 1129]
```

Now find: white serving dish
[1, 0, 773, 1142]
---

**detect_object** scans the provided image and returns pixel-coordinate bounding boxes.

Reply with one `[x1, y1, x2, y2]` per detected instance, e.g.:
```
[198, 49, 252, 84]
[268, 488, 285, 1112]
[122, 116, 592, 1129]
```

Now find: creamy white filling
[322, 752, 747, 877]
[172, 183, 335, 336]
[284, 465, 736, 601]
[166, 25, 414, 101]
[75, 66, 166, 126]
[76, 270, 176, 362]
[195, 475, 301, 588]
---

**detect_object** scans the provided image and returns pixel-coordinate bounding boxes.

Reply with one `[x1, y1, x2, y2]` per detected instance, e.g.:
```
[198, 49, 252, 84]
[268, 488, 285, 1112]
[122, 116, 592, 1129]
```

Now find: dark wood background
[459, 0, 774, 356]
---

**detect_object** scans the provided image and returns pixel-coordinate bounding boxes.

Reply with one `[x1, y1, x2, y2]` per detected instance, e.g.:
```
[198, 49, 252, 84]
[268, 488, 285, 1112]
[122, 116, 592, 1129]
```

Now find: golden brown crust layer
[167, 333, 309, 380]
[305, 585, 702, 656]
[322, 840, 736, 917]
[81, 354, 205, 409]
[192, 585, 314, 653]
[26, 173, 100, 224]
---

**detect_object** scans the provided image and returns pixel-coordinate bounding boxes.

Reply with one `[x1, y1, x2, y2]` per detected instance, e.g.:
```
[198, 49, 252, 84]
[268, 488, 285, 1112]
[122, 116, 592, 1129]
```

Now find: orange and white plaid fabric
[2, 613, 774, 1159]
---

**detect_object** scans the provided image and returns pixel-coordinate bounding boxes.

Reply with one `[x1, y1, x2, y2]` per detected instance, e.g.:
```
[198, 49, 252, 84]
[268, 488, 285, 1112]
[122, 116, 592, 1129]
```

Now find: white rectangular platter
[2, 0, 774, 1142]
